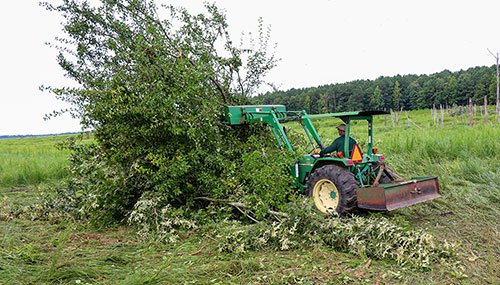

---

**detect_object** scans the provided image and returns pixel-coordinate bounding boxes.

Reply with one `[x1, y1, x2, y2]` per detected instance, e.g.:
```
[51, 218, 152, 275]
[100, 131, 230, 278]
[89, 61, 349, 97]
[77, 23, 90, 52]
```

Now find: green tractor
[224, 105, 441, 215]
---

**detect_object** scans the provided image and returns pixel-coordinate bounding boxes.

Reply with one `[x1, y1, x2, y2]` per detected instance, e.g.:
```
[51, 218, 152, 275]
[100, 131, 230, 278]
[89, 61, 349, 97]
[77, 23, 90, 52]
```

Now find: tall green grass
[379, 125, 499, 211]
[0, 136, 71, 188]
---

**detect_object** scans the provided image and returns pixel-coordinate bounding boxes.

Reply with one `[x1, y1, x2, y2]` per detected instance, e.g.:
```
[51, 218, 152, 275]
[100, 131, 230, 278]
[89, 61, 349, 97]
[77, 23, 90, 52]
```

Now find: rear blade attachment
[357, 176, 441, 211]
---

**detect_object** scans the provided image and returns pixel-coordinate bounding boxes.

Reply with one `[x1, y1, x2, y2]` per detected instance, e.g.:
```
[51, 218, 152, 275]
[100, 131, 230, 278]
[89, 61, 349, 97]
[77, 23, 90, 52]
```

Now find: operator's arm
[320, 137, 341, 155]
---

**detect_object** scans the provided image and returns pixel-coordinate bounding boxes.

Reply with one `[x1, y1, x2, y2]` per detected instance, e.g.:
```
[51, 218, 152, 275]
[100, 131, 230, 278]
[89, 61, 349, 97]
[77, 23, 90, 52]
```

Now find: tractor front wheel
[307, 165, 358, 215]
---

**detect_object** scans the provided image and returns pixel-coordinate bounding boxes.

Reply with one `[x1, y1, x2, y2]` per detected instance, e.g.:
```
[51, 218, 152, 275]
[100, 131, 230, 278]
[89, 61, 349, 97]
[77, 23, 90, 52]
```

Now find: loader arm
[298, 111, 324, 149]
[259, 111, 293, 151]
[224, 105, 326, 152]
[224, 105, 294, 151]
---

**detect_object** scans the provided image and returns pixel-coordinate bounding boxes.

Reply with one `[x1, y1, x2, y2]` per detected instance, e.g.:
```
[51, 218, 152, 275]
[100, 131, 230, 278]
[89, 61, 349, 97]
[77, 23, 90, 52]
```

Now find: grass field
[0, 110, 499, 284]
[0, 136, 70, 189]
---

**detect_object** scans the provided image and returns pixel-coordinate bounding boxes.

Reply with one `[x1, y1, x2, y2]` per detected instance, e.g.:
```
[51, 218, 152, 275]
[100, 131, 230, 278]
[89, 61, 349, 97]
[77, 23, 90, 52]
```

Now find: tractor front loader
[224, 105, 441, 215]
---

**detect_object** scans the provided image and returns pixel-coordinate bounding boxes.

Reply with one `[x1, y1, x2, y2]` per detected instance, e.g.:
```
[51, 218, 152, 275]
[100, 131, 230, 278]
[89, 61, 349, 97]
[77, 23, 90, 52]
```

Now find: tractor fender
[311, 157, 349, 174]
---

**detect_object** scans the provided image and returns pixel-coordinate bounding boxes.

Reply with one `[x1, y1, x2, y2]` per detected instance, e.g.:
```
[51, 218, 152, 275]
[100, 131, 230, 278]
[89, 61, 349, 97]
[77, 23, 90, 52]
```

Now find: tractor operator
[318, 124, 357, 157]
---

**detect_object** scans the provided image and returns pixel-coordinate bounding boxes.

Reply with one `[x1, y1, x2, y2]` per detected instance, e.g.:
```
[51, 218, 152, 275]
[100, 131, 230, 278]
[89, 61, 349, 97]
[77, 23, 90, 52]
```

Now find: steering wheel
[310, 145, 325, 158]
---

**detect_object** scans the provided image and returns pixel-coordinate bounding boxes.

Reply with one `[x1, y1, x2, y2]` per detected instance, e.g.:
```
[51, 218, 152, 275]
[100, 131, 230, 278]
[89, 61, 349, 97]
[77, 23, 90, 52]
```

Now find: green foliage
[41, 0, 284, 226]
[393, 80, 401, 110]
[125, 130, 297, 237]
[370, 85, 383, 110]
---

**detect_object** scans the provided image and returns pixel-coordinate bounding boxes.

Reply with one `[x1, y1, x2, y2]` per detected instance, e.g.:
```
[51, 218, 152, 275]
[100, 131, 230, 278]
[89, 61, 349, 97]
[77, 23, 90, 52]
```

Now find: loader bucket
[356, 177, 441, 211]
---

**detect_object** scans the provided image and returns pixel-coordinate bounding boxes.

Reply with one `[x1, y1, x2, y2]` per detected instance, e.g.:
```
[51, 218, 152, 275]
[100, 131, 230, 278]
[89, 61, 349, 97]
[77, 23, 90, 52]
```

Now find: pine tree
[393, 80, 402, 110]
[370, 85, 384, 110]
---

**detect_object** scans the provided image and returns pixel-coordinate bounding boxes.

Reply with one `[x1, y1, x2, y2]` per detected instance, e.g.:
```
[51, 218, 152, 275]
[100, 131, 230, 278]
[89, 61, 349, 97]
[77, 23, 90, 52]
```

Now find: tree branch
[118, 2, 229, 103]
[194, 197, 289, 222]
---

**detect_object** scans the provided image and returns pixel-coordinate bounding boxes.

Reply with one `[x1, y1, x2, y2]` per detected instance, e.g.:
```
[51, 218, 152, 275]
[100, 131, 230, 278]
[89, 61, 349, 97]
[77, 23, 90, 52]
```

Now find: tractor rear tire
[307, 165, 359, 215]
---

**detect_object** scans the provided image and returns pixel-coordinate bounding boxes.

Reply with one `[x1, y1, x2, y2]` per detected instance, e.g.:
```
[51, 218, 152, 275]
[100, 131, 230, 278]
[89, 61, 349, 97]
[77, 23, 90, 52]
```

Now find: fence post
[485, 96, 489, 125]
[432, 104, 438, 125]
[390, 109, 395, 128]
[440, 104, 444, 126]
[396, 107, 403, 126]
[469, 98, 474, 127]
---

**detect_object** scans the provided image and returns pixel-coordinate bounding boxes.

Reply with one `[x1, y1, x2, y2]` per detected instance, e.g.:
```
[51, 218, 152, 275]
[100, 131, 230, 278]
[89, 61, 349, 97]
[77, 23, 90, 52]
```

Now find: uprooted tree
[42, 0, 294, 225]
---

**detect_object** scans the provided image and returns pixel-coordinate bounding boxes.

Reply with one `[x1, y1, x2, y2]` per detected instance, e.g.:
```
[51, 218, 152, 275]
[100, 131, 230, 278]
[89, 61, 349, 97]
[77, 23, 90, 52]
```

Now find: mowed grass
[0, 109, 499, 284]
[0, 220, 431, 285]
[0, 136, 71, 188]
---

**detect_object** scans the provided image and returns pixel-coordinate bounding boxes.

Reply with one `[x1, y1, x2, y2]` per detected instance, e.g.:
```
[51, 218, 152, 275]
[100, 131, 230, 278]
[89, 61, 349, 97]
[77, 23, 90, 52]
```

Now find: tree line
[254, 65, 498, 113]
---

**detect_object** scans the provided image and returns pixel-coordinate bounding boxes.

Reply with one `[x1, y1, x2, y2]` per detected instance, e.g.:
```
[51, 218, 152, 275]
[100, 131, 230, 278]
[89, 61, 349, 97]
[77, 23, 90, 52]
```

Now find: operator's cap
[336, 124, 346, 131]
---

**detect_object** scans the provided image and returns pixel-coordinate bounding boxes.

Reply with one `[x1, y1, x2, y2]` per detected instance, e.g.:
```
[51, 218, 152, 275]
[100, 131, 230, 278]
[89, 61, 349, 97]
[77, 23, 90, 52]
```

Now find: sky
[1, 0, 500, 135]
